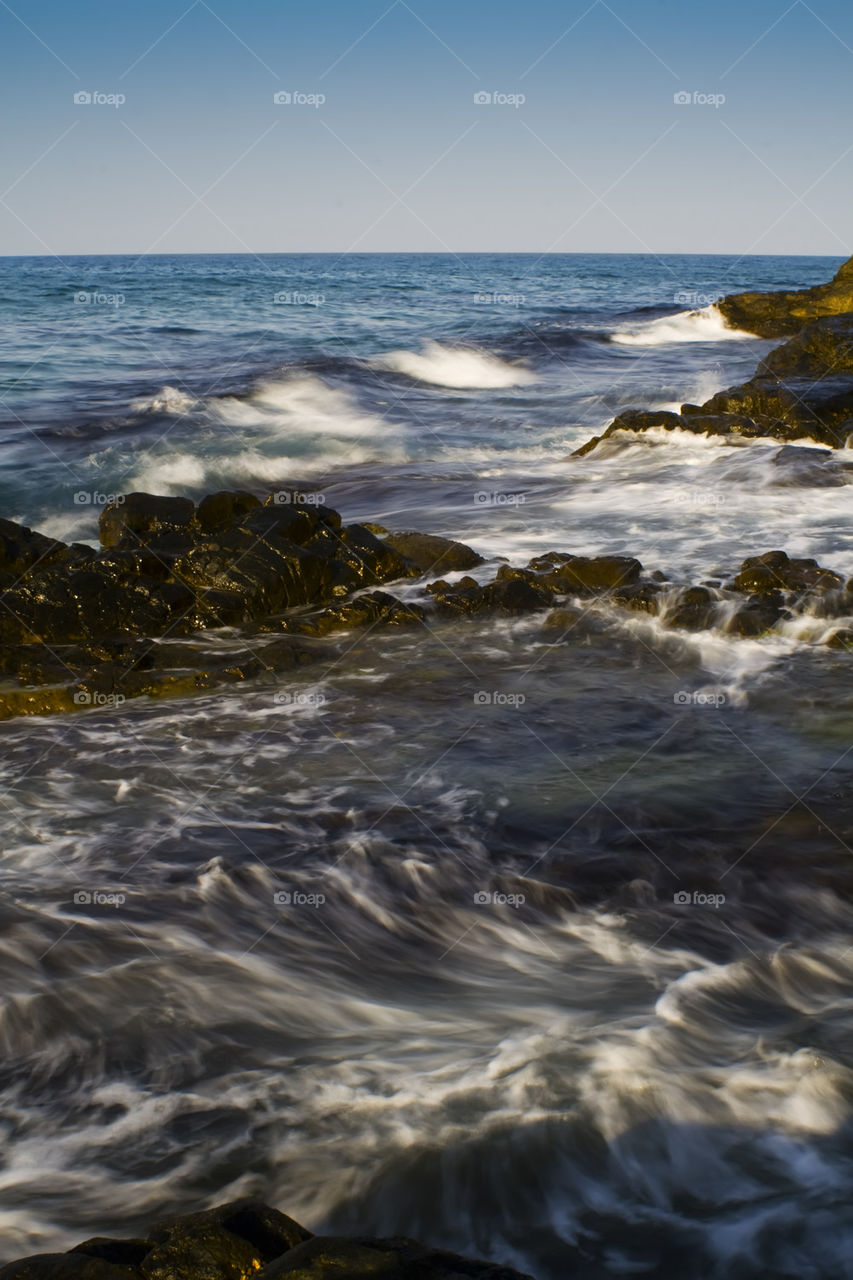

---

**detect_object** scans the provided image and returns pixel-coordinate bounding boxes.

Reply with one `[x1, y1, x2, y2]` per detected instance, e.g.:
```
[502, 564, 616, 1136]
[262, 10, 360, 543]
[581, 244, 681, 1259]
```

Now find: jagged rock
[0, 1202, 532, 1280]
[196, 490, 262, 534]
[731, 550, 843, 597]
[382, 531, 485, 574]
[278, 591, 426, 638]
[427, 570, 554, 618]
[99, 494, 196, 549]
[0, 518, 71, 585]
[717, 254, 853, 338]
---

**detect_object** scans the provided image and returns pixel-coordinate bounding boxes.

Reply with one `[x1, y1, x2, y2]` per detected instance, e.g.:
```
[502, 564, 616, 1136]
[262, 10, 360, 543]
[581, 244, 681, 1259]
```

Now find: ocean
[1, 252, 852, 1278]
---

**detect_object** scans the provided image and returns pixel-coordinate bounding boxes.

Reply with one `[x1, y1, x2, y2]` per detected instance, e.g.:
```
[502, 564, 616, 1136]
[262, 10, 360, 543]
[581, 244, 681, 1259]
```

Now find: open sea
[0, 252, 852, 1278]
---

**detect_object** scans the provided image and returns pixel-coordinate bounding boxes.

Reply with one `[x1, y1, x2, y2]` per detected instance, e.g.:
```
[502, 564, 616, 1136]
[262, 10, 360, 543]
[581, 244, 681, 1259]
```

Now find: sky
[0, 0, 851, 256]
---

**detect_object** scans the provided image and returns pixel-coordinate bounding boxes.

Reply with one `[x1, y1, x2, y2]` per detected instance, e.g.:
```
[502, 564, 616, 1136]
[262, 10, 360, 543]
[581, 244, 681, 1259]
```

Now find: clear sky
[1, 0, 851, 255]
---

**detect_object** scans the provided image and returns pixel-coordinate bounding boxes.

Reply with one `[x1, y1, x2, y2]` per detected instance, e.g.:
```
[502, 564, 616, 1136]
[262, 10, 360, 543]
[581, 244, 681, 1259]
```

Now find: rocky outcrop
[717, 253, 853, 338]
[0, 1198, 534, 1280]
[575, 314, 853, 453]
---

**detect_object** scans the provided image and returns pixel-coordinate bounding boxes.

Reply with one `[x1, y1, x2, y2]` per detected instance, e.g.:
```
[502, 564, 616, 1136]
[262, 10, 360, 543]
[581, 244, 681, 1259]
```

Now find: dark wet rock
[610, 582, 662, 614]
[427, 569, 553, 618]
[575, 314, 853, 454]
[196, 490, 262, 534]
[662, 587, 717, 632]
[0, 1202, 532, 1280]
[727, 594, 785, 637]
[769, 445, 850, 487]
[0, 517, 71, 585]
[532, 554, 643, 594]
[383, 531, 485, 574]
[281, 591, 426, 638]
[99, 493, 196, 549]
[717, 253, 853, 338]
[827, 628, 853, 649]
[731, 550, 843, 597]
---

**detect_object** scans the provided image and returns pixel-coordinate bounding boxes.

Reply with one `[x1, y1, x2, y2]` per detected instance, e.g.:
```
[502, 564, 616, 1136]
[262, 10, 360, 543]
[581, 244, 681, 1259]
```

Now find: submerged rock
[717, 253, 853, 338]
[0, 1200, 534, 1280]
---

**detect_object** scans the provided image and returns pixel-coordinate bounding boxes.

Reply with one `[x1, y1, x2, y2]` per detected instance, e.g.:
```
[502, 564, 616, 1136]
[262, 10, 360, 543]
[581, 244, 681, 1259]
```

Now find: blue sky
[1, 0, 851, 254]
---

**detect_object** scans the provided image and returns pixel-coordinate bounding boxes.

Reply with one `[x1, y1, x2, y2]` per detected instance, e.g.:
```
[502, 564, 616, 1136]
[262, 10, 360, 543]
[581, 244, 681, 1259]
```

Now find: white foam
[130, 385, 198, 415]
[611, 305, 754, 347]
[373, 341, 535, 388]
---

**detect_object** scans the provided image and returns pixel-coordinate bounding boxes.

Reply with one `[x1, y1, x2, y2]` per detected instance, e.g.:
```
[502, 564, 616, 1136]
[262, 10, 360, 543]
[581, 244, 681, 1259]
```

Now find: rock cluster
[717, 253, 853, 338]
[575, 314, 853, 454]
[0, 1198, 533, 1280]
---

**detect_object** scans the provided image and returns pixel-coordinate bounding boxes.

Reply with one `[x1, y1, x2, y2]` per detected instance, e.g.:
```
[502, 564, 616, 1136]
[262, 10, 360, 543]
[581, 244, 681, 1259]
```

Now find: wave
[372, 341, 536, 389]
[130, 386, 199, 415]
[610, 305, 755, 347]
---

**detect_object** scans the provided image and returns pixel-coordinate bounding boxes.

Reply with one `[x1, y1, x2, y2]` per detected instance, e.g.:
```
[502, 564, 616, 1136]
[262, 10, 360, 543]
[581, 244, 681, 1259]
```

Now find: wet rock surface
[576, 311, 853, 454]
[0, 489, 849, 722]
[717, 252, 853, 338]
[0, 1200, 534, 1280]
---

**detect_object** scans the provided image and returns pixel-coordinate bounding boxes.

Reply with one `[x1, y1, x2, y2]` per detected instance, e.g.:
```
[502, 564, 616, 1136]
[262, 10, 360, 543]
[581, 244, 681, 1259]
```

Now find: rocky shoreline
[0, 1199, 534, 1279]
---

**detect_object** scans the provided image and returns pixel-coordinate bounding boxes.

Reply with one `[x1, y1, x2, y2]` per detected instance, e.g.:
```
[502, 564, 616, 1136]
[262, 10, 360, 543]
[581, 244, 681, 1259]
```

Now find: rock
[769, 445, 849, 487]
[532, 554, 643, 594]
[610, 582, 662, 614]
[0, 1202, 533, 1280]
[282, 591, 425, 638]
[717, 254, 853, 338]
[427, 570, 554, 618]
[575, 314, 853, 454]
[99, 494, 196, 549]
[662, 586, 717, 632]
[732, 550, 843, 597]
[827, 628, 853, 649]
[727, 594, 784, 637]
[382, 532, 485, 574]
[0, 518, 70, 585]
[196, 491, 262, 534]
